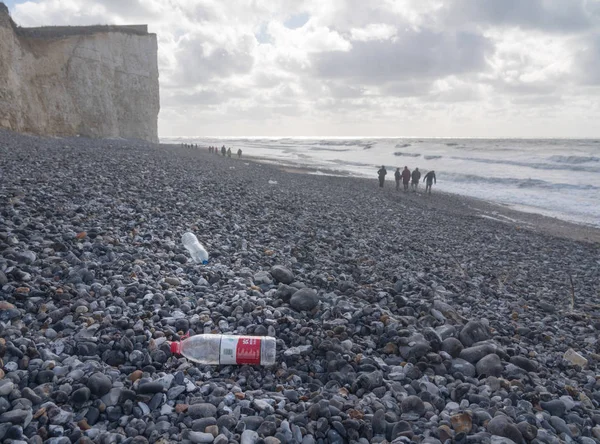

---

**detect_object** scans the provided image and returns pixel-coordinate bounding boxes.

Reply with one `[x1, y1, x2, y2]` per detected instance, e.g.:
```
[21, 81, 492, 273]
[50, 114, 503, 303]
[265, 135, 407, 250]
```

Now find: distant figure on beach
[423, 170, 436, 194]
[401, 166, 411, 192]
[227, 147, 232, 158]
[377, 166, 387, 188]
[394, 168, 401, 191]
[221, 146, 226, 156]
[411, 168, 421, 192]
[237, 148, 242, 158]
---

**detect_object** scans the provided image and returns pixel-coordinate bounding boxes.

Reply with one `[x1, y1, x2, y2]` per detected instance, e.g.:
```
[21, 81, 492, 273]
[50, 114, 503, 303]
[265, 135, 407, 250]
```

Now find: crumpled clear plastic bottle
[181, 232, 209, 264]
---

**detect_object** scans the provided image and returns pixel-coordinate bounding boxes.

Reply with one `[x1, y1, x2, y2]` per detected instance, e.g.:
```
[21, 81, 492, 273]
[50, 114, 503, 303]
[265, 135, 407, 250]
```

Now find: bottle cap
[170, 341, 181, 355]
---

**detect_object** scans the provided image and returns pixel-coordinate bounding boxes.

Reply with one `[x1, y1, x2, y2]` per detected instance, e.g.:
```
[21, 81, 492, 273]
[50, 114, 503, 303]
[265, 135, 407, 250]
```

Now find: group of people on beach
[377, 165, 437, 194]
[207, 145, 243, 159]
[181, 143, 198, 149]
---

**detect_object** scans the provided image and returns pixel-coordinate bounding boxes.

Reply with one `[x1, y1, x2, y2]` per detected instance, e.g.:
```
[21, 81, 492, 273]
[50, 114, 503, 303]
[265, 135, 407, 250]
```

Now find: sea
[162, 137, 600, 228]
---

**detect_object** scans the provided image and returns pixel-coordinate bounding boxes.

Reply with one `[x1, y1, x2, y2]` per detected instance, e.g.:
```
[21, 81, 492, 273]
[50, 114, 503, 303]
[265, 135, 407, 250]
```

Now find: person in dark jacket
[394, 168, 401, 191]
[401, 166, 411, 192]
[377, 166, 387, 188]
[221, 145, 226, 156]
[237, 148, 242, 158]
[411, 168, 421, 192]
[423, 170, 436, 194]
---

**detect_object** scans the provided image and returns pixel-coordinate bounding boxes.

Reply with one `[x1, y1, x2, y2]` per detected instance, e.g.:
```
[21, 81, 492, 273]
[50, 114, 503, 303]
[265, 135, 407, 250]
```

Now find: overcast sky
[8, 0, 600, 138]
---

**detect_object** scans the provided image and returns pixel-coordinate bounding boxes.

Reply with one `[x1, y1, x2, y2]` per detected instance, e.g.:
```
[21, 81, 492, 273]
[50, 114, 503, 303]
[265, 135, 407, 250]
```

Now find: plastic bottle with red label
[170, 334, 276, 366]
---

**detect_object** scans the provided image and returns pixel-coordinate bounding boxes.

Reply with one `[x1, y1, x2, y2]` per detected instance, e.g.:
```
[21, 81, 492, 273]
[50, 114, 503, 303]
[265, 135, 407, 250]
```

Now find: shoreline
[237, 152, 600, 245]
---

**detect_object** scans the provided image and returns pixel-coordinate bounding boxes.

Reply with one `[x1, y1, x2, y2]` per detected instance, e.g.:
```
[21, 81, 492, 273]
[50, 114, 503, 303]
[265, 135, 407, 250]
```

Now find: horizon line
[159, 135, 600, 140]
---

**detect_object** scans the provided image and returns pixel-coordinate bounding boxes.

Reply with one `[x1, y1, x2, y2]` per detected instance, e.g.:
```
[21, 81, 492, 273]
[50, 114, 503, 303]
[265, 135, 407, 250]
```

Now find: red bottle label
[236, 337, 261, 364]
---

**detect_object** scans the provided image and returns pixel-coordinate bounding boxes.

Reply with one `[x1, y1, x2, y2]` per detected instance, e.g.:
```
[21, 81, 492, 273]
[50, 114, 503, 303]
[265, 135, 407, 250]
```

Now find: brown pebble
[129, 370, 143, 382]
[33, 407, 46, 419]
[205, 425, 219, 437]
[383, 343, 398, 354]
[175, 404, 188, 413]
[451, 412, 473, 434]
[437, 425, 453, 441]
[348, 409, 364, 420]
[78, 419, 91, 430]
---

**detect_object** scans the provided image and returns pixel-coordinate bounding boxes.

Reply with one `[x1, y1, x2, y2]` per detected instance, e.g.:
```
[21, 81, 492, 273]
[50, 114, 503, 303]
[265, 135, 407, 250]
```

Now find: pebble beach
[1, 129, 600, 444]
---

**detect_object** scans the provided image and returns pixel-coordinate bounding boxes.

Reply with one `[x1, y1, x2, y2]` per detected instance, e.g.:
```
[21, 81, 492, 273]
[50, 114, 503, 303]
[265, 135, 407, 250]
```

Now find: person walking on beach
[423, 170, 436, 194]
[227, 147, 232, 158]
[237, 148, 242, 158]
[377, 165, 387, 188]
[411, 168, 421, 192]
[394, 168, 401, 191]
[221, 146, 226, 156]
[401, 166, 411, 192]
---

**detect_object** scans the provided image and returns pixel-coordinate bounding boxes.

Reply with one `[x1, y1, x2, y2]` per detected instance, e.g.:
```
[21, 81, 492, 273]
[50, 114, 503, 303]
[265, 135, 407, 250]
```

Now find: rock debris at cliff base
[0, 130, 599, 444]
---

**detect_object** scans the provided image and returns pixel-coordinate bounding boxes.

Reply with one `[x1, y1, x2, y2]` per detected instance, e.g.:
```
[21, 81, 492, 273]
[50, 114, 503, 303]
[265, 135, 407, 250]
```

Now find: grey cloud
[446, 0, 597, 33]
[426, 84, 484, 103]
[574, 35, 600, 84]
[509, 94, 564, 106]
[99, 0, 159, 19]
[162, 90, 221, 106]
[489, 80, 564, 96]
[225, 103, 302, 121]
[313, 30, 492, 83]
[326, 82, 366, 98]
[253, 72, 292, 89]
[380, 80, 432, 98]
[187, 2, 221, 22]
[172, 36, 255, 87]
[325, 0, 400, 30]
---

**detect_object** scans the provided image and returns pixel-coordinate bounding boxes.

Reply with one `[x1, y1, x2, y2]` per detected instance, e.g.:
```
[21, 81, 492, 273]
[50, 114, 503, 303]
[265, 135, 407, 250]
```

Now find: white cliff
[0, 3, 159, 142]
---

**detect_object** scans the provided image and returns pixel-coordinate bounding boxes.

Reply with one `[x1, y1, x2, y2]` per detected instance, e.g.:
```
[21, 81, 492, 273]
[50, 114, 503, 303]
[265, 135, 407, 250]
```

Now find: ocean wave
[395, 143, 412, 148]
[424, 155, 442, 160]
[446, 173, 600, 191]
[332, 159, 374, 168]
[394, 152, 421, 157]
[309, 147, 352, 152]
[450, 156, 600, 173]
[315, 139, 373, 149]
[548, 155, 600, 164]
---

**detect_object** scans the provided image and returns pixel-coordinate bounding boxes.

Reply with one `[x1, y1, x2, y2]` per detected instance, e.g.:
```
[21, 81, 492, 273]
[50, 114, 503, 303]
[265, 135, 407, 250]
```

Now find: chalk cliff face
[0, 3, 159, 142]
